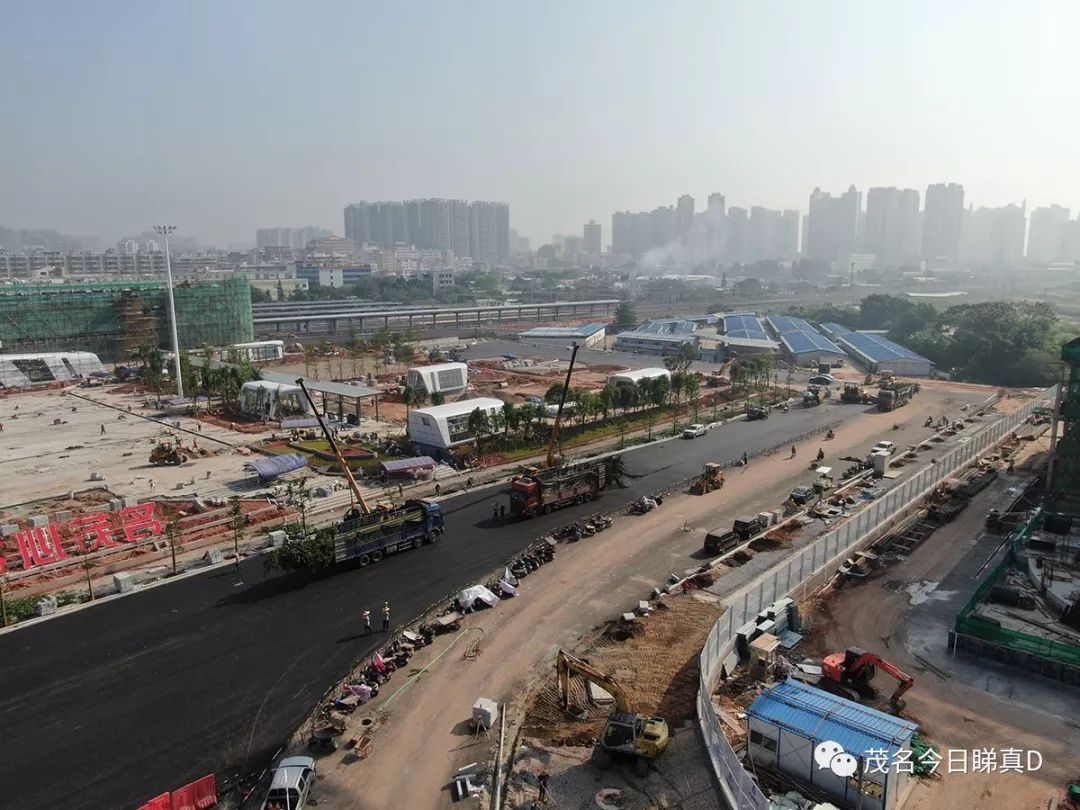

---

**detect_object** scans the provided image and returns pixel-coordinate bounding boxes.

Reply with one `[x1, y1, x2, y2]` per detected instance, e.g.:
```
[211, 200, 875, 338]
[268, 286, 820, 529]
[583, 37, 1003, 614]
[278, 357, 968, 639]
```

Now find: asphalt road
[0, 401, 844, 809]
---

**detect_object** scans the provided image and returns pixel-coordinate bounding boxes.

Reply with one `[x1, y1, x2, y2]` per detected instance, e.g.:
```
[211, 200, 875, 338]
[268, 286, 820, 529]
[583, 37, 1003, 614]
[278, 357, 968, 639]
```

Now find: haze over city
[2, 1, 1078, 247]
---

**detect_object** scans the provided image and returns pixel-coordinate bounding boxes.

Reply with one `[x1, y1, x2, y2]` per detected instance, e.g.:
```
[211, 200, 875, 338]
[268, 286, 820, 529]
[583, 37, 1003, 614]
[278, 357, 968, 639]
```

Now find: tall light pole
[153, 225, 185, 398]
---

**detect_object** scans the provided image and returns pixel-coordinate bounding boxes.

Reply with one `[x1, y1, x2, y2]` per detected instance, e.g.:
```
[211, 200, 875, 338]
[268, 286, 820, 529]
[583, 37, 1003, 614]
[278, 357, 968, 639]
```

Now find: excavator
[556, 649, 669, 774]
[821, 646, 915, 711]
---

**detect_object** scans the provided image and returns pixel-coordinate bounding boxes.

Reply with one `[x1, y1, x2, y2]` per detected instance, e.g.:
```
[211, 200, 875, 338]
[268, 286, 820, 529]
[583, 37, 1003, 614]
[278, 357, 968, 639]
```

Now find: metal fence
[695, 389, 1055, 810]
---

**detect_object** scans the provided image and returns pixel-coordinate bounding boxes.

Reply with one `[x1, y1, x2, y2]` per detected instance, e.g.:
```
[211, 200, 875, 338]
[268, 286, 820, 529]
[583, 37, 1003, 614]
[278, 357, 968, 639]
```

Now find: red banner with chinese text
[1, 502, 164, 575]
[170, 773, 217, 810]
[136, 793, 171, 810]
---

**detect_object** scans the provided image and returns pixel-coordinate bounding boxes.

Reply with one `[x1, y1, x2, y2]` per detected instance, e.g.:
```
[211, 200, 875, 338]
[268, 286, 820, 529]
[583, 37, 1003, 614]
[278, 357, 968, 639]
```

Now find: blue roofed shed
[746, 679, 918, 810]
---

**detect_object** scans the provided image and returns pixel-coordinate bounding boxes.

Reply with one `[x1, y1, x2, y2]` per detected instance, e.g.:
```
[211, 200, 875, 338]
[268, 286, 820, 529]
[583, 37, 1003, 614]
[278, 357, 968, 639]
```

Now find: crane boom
[295, 378, 371, 515]
[556, 648, 631, 714]
[546, 342, 580, 468]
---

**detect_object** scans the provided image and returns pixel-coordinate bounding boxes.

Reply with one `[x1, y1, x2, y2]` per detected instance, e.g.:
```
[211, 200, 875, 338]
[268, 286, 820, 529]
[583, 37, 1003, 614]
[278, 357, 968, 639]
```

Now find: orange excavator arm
[850, 652, 914, 707]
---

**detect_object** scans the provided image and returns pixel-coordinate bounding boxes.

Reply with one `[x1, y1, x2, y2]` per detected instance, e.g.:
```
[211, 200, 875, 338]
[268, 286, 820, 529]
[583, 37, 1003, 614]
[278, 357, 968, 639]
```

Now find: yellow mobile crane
[556, 649, 670, 774]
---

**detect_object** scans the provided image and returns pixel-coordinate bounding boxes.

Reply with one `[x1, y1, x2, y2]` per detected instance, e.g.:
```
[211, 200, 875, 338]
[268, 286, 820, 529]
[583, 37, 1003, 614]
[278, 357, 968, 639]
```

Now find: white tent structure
[0, 351, 105, 388]
[239, 380, 311, 421]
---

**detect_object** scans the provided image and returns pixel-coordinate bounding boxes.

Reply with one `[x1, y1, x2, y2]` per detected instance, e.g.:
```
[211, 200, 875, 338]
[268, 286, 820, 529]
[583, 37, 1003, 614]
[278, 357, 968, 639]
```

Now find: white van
[262, 756, 316, 810]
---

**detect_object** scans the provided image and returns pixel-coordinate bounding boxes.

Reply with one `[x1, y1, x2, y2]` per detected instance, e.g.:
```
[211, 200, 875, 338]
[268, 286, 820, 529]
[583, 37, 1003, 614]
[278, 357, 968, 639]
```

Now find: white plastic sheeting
[457, 584, 500, 610]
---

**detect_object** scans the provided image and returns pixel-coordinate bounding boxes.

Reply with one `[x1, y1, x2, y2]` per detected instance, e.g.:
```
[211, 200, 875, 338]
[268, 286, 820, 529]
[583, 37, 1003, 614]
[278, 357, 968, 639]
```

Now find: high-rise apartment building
[344, 199, 509, 262]
[806, 186, 860, 263]
[963, 203, 1027, 265]
[676, 194, 695, 236]
[257, 226, 332, 250]
[782, 210, 800, 257]
[922, 183, 965, 263]
[864, 187, 921, 263]
[583, 220, 602, 256]
[1027, 205, 1071, 262]
[707, 193, 726, 218]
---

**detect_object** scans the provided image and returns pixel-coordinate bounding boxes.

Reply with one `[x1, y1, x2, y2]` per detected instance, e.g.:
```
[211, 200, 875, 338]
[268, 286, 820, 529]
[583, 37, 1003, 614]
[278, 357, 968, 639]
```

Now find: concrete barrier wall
[695, 390, 1054, 810]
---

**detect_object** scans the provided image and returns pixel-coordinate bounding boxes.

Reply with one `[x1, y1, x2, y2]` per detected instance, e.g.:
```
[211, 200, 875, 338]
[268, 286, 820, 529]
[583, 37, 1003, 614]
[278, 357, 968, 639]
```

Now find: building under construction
[0, 277, 253, 363]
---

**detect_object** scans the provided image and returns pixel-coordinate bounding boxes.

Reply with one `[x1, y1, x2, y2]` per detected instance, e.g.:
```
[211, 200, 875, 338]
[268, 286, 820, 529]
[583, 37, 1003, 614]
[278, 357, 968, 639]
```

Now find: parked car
[789, 485, 815, 505]
[746, 405, 769, 420]
[682, 423, 708, 438]
[808, 374, 836, 386]
[870, 440, 897, 456]
[524, 395, 544, 405]
[262, 756, 316, 810]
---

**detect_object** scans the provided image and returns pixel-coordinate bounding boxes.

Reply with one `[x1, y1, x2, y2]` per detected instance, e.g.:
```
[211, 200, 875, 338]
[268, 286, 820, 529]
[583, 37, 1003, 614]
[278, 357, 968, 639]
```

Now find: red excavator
[821, 647, 914, 711]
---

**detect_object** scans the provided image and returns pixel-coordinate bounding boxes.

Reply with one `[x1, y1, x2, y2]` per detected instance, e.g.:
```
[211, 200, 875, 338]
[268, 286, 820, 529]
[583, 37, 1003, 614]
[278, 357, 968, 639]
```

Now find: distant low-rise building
[518, 323, 606, 348]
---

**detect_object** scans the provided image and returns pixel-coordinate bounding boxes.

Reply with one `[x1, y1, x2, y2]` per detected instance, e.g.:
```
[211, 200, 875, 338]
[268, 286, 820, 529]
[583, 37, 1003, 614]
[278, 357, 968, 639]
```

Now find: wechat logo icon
[814, 740, 860, 778]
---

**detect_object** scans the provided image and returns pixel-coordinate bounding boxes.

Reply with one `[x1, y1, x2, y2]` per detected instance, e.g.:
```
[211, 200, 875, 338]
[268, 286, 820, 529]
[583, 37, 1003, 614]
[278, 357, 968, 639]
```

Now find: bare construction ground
[790, 435, 1080, 810]
[292, 379, 1001, 809]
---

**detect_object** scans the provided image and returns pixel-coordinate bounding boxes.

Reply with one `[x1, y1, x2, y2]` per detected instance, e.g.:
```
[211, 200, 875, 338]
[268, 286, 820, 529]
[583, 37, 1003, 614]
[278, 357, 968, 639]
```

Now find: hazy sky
[2, 1, 1078, 248]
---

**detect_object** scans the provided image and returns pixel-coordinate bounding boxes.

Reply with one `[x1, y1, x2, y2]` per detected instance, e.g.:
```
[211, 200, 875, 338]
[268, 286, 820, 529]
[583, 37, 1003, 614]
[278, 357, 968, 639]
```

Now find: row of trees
[457, 370, 710, 454]
[300, 330, 418, 381]
[786, 294, 1062, 387]
[134, 345, 262, 413]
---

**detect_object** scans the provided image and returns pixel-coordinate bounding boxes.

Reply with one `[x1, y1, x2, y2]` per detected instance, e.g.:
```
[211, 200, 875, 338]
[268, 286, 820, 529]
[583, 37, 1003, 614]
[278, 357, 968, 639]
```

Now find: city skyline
[2, 2, 1077, 247]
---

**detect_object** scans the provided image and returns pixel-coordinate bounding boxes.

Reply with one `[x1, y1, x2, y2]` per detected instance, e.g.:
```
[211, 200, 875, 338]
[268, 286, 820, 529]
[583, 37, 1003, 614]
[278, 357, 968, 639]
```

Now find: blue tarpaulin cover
[247, 453, 308, 481]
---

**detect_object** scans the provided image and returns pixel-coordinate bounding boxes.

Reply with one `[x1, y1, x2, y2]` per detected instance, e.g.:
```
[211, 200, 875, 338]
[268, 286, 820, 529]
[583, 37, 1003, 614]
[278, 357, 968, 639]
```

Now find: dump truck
[333, 500, 444, 565]
[510, 460, 607, 518]
[877, 382, 916, 411]
[556, 649, 669, 775]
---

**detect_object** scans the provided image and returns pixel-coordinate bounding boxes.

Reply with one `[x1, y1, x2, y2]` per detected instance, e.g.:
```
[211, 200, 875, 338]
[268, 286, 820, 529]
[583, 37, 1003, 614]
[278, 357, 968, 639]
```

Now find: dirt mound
[522, 594, 725, 745]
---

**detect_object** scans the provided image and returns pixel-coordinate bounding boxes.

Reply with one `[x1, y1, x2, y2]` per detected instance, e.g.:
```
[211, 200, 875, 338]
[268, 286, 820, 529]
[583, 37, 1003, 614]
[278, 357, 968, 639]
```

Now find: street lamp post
[153, 225, 184, 398]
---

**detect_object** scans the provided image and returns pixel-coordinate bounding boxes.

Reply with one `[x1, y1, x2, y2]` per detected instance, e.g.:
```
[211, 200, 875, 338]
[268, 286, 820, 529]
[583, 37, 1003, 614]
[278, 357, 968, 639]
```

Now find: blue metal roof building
[828, 328, 934, 377]
[746, 680, 918, 810]
[723, 313, 770, 341]
[765, 315, 846, 363]
[518, 322, 607, 347]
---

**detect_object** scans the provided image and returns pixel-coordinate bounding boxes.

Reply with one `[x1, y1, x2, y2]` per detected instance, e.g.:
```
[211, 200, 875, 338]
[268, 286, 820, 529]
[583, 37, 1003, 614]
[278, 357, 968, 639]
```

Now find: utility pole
[154, 224, 184, 398]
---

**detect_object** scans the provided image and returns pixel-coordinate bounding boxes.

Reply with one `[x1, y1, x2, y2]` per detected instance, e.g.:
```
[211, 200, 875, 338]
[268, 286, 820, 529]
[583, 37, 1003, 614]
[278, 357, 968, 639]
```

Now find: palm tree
[685, 374, 701, 422]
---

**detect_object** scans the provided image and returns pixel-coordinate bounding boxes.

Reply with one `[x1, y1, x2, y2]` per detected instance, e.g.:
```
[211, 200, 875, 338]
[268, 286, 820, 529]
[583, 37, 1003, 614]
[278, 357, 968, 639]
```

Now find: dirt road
[311, 384, 998, 808]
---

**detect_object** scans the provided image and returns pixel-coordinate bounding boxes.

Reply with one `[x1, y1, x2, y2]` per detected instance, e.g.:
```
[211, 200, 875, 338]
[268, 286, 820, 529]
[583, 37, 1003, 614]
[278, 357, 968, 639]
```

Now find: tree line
[786, 294, 1064, 387]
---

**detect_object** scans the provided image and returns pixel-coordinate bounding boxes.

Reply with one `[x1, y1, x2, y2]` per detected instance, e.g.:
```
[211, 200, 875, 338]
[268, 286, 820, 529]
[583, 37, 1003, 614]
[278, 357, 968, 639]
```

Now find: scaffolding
[1055, 338, 1080, 501]
[0, 276, 253, 363]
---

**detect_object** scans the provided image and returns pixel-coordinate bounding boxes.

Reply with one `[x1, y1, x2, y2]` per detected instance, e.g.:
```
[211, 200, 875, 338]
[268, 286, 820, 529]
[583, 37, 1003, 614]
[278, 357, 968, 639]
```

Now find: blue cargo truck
[334, 499, 444, 565]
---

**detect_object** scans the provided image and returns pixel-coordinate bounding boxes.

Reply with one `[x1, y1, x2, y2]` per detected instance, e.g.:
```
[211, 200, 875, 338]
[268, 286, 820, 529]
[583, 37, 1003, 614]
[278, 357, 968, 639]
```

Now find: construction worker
[363, 610, 372, 635]
[499, 503, 506, 521]
[742, 451, 749, 466]
[434, 482, 441, 496]
[493, 503, 500, 523]
[382, 602, 391, 632]
[100, 424, 106, 436]
[790, 445, 797, 458]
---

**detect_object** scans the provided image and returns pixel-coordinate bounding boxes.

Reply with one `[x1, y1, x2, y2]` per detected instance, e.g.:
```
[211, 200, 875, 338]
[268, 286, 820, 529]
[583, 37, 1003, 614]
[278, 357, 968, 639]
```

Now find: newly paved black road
[0, 402, 843, 809]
